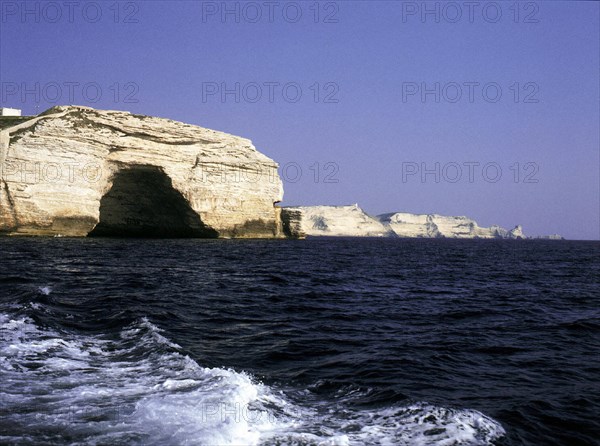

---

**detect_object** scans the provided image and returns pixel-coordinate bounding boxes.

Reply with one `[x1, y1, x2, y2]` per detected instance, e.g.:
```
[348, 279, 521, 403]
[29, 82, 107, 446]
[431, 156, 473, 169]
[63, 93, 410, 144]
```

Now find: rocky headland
[281, 205, 527, 239]
[282, 204, 394, 238]
[0, 106, 562, 240]
[378, 212, 525, 239]
[0, 106, 284, 238]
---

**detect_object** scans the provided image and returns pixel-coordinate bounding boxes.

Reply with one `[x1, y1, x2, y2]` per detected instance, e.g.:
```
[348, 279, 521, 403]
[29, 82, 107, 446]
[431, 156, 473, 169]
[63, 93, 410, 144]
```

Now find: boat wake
[0, 302, 505, 445]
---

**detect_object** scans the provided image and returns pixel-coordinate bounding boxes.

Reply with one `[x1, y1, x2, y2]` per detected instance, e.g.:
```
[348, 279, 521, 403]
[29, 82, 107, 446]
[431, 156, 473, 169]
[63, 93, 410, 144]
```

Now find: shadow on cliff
[88, 167, 218, 238]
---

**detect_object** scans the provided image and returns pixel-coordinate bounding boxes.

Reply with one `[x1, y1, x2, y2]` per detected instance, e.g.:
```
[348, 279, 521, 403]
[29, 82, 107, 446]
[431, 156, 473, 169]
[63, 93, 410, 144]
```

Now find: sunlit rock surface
[0, 106, 284, 237]
[282, 204, 395, 237]
[377, 213, 526, 239]
[281, 206, 526, 239]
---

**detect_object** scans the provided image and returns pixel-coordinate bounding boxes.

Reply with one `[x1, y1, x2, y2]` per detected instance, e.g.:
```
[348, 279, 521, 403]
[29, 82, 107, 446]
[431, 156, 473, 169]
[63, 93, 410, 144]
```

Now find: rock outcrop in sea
[0, 106, 285, 238]
[530, 234, 565, 240]
[282, 206, 526, 239]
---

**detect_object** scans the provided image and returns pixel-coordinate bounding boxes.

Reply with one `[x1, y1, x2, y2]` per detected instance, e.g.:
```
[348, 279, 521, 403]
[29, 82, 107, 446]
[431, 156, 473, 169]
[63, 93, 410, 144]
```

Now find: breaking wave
[0, 308, 505, 445]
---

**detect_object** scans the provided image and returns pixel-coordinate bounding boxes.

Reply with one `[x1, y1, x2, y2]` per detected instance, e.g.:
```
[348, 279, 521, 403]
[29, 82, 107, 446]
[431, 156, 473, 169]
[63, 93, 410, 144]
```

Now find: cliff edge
[282, 206, 526, 239]
[282, 204, 394, 237]
[0, 106, 284, 238]
[377, 213, 525, 239]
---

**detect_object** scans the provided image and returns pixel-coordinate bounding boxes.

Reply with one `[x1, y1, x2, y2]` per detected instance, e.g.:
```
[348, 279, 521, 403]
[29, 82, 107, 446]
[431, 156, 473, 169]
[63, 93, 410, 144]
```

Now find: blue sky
[1, 1, 598, 239]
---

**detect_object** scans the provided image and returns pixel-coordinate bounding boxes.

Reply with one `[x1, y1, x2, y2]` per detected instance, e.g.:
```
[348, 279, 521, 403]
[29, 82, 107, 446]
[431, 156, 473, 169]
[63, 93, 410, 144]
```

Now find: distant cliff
[530, 234, 565, 240]
[378, 212, 525, 239]
[282, 205, 394, 237]
[282, 206, 526, 239]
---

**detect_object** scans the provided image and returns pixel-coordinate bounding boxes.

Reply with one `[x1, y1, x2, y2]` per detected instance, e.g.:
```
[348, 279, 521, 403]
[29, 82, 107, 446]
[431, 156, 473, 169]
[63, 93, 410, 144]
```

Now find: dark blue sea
[0, 238, 598, 445]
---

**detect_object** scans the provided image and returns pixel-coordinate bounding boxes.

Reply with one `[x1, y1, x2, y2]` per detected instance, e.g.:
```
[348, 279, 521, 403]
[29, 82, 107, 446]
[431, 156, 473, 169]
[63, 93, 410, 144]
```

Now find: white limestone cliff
[0, 106, 284, 237]
[0, 106, 543, 241]
[281, 206, 526, 239]
[377, 213, 526, 239]
[282, 204, 394, 237]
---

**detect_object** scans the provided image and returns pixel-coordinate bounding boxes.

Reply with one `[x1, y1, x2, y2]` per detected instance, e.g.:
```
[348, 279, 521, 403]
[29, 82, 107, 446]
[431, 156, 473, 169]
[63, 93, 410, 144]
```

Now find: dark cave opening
[88, 167, 218, 238]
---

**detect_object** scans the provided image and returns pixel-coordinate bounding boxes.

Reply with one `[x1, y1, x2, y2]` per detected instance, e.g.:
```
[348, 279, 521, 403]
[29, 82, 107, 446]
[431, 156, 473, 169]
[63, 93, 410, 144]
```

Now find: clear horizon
[1, 1, 598, 239]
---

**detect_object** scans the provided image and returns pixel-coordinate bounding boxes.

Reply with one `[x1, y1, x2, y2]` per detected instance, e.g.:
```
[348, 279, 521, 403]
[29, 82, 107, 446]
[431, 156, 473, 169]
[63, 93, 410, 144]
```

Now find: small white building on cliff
[0, 108, 22, 116]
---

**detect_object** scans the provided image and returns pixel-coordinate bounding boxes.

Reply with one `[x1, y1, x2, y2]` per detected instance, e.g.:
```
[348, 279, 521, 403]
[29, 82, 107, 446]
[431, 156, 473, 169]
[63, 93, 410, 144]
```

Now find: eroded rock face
[282, 205, 395, 237]
[281, 206, 526, 239]
[377, 213, 526, 239]
[0, 106, 284, 238]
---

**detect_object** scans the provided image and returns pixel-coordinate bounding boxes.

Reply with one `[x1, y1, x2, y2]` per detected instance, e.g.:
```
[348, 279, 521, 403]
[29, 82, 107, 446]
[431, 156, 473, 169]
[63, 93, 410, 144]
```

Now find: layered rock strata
[282, 204, 394, 237]
[0, 106, 284, 238]
[377, 213, 525, 239]
[281, 206, 526, 239]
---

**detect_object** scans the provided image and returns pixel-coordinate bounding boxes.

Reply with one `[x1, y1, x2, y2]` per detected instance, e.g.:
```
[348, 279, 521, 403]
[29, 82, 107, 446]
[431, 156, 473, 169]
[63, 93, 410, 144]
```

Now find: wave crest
[0, 313, 504, 445]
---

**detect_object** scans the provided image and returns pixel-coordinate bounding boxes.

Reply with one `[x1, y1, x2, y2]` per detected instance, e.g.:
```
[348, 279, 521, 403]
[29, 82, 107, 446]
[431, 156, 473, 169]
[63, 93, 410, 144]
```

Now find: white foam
[0, 313, 505, 445]
[334, 404, 505, 445]
[38, 286, 52, 295]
